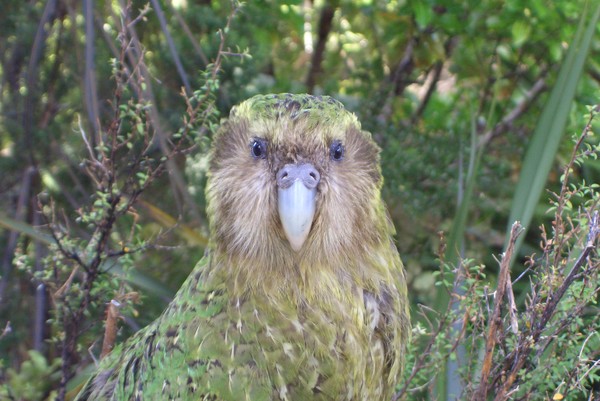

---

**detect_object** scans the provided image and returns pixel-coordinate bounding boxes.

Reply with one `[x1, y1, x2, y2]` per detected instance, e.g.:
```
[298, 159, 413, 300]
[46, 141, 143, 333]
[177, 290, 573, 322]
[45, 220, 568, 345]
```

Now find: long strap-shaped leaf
[0, 212, 175, 300]
[435, 3, 600, 399]
[505, 2, 600, 259]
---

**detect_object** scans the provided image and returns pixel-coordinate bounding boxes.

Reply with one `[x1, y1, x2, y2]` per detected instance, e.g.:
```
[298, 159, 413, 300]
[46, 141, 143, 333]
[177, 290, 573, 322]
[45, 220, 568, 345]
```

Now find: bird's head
[206, 94, 393, 276]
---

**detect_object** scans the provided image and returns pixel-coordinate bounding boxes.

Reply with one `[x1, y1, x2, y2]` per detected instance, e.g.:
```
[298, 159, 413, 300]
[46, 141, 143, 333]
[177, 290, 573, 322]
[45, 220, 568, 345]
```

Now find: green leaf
[0, 213, 174, 300]
[511, 20, 531, 48]
[505, 2, 600, 260]
[413, 1, 433, 29]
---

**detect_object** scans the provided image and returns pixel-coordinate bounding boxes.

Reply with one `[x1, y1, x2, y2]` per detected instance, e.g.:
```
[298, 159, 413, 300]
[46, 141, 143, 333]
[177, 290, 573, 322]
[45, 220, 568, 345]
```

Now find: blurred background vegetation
[0, 0, 599, 400]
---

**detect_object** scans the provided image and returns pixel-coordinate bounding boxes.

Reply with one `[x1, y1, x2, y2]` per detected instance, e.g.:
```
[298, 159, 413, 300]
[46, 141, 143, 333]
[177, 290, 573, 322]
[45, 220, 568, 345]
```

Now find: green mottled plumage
[76, 94, 410, 401]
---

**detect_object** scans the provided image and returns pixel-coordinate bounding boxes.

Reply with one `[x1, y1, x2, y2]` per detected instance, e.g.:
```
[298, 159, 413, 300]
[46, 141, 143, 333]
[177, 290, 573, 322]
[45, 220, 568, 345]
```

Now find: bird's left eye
[330, 140, 344, 161]
[250, 138, 267, 159]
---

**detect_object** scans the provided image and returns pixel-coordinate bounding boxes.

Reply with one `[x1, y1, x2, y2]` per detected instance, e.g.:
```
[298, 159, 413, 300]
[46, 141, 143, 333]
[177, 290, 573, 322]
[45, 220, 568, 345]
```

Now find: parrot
[75, 93, 410, 401]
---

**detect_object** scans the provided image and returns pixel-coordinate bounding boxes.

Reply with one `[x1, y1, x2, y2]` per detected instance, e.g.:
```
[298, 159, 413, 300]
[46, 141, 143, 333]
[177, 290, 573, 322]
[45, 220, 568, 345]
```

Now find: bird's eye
[250, 138, 267, 159]
[330, 140, 344, 161]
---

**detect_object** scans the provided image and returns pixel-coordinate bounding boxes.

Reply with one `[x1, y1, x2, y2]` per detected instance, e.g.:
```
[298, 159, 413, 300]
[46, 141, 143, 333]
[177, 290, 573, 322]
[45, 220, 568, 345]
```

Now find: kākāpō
[76, 93, 410, 401]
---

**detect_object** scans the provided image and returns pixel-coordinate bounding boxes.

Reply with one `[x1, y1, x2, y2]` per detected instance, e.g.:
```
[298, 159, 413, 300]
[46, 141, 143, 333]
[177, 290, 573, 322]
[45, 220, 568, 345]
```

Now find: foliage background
[0, 0, 599, 400]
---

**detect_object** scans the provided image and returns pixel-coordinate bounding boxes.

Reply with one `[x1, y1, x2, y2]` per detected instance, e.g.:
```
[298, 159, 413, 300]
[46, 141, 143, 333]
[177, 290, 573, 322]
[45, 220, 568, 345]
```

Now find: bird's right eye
[250, 138, 267, 159]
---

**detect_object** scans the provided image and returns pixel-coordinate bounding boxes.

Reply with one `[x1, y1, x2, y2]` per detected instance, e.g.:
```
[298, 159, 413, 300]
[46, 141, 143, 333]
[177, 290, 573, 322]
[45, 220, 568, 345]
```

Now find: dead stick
[495, 210, 599, 400]
[101, 299, 121, 358]
[477, 79, 546, 149]
[472, 221, 523, 401]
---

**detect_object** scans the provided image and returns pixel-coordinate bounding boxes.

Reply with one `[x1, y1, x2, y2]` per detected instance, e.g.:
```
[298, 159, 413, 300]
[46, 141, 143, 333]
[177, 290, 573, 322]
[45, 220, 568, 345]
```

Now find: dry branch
[149, 0, 192, 95]
[494, 211, 599, 401]
[305, 1, 338, 93]
[487, 106, 600, 401]
[101, 300, 121, 358]
[477, 78, 547, 149]
[472, 221, 523, 400]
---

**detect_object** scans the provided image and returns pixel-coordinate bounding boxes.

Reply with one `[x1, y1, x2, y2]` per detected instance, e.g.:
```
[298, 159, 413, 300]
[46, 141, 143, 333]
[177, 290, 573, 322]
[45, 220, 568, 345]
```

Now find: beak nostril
[277, 164, 320, 189]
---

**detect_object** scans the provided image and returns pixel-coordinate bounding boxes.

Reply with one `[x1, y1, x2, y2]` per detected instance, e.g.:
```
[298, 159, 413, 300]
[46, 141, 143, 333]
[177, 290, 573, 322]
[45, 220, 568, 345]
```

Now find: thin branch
[23, 0, 58, 166]
[126, 3, 153, 28]
[78, 115, 107, 176]
[410, 37, 456, 123]
[389, 38, 416, 96]
[477, 78, 547, 149]
[149, 0, 192, 95]
[101, 299, 121, 358]
[0, 321, 11, 340]
[392, 308, 452, 401]
[165, 0, 209, 65]
[0, 166, 37, 305]
[472, 221, 523, 401]
[305, 1, 338, 93]
[376, 36, 416, 125]
[118, 0, 203, 222]
[554, 104, 600, 228]
[547, 104, 600, 301]
[410, 61, 444, 124]
[538, 211, 599, 330]
[33, 207, 48, 353]
[505, 276, 519, 335]
[495, 211, 599, 400]
[84, 0, 101, 139]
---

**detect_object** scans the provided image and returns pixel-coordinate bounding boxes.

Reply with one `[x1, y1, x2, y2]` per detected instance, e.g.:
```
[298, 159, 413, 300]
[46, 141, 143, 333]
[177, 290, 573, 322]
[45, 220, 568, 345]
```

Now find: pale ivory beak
[276, 164, 320, 252]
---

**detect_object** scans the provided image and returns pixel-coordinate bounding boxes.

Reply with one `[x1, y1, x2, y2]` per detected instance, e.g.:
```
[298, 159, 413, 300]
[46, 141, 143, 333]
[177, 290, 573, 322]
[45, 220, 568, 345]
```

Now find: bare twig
[574, 332, 600, 390]
[488, 105, 600, 400]
[46, 1, 238, 398]
[166, 0, 209, 65]
[33, 283, 48, 352]
[410, 61, 444, 124]
[538, 211, 599, 330]
[477, 78, 547, 149]
[78, 115, 107, 176]
[495, 211, 599, 401]
[305, 1, 338, 93]
[126, 3, 152, 28]
[410, 36, 456, 123]
[100, 299, 121, 358]
[472, 221, 523, 401]
[0, 321, 12, 340]
[392, 265, 475, 401]
[389, 38, 416, 96]
[149, 0, 192, 95]
[53, 265, 80, 298]
[552, 104, 600, 264]
[23, 0, 58, 165]
[33, 205, 48, 353]
[376, 37, 416, 125]
[122, 4, 185, 206]
[392, 308, 452, 401]
[505, 277, 519, 335]
[83, 0, 100, 138]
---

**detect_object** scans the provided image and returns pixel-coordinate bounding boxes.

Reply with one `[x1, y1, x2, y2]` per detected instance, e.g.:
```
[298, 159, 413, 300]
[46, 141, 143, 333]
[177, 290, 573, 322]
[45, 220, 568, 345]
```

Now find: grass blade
[0, 213, 54, 245]
[505, 2, 600, 257]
